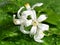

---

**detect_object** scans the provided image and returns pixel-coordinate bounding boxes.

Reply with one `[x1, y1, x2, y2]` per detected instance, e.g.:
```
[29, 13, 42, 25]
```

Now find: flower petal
[30, 26, 37, 35]
[20, 24, 30, 34]
[13, 19, 20, 25]
[17, 6, 24, 18]
[21, 10, 33, 19]
[13, 15, 23, 25]
[31, 10, 36, 20]
[25, 20, 32, 27]
[34, 30, 44, 43]
[38, 24, 49, 31]
[22, 10, 36, 20]
[32, 3, 43, 9]
[37, 14, 47, 22]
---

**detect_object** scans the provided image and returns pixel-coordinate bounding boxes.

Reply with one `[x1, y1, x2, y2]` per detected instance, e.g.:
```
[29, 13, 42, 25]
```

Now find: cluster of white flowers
[13, 3, 49, 43]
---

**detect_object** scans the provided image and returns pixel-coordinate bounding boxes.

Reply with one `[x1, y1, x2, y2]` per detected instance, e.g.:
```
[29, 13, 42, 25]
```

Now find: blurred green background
[0, 0, 60, 45]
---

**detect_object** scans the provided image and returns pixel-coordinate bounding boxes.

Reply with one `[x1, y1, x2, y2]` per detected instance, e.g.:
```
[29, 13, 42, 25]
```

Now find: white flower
[13, 14, 30, 34]
[13, 3, 49, 43]
[13, 3, 43, 34]
[13, 6, 30, 34]
[21, 3, 49, 43]
[25, 14, 49, 43]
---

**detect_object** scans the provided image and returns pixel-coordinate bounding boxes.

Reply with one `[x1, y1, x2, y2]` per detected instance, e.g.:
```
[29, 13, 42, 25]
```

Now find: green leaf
[0, 41, 15, 45]
[49, 28, 60, 35]
[0, 0, 60, 45]
[56, 36, 60, 45]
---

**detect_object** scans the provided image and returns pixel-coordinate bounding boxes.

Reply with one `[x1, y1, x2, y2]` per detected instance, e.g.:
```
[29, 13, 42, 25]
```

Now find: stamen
[32, 20, 38, 26]
[25, 3, 31, 9]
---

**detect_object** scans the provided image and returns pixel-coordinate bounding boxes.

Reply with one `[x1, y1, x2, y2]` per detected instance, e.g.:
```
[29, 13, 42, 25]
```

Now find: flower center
[32, 20, 38, 26]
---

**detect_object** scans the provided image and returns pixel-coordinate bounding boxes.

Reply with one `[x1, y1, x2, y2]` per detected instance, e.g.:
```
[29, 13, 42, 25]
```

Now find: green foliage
[0, 0, 60, 45]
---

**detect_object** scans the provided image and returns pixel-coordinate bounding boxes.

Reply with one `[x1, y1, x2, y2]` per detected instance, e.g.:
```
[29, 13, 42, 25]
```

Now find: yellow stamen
[32, 20, 38, 26]
[25, 3, 30, 9]
[25, 3, 30, 7]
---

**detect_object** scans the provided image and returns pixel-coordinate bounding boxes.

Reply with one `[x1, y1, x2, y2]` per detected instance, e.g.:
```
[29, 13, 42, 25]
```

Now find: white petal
[37, 14, 47, 22]
[31, 10, 36, 20]
[20, 25, 30, 34]
[34, 30, 44, 43]
[30, 26, 37, 35]
[32, 3, 43, 9]
[13, 19, 24, 25]
[13, 19, 20, 25]
[38, 24, 49, 31]
[21, 10, 32, 19]
[34, 38, 44, 43]
[13, 14, 16, 18]
[22, 10, 36, 20]
[17, 6, 24, 18]
[13, 15, 21, 25]
[25, 20, 32, 27]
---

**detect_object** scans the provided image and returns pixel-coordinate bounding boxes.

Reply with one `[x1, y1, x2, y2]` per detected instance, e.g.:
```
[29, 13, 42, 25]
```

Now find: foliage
[0, 0, 60, 45]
